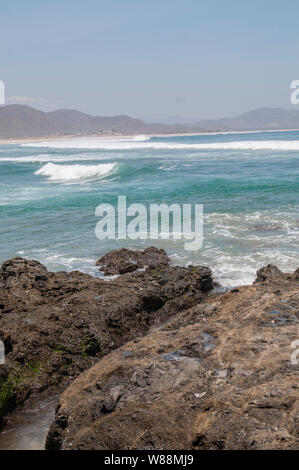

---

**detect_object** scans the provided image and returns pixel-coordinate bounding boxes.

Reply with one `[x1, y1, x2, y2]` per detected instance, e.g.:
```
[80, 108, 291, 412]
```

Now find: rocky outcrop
[255, 264, 285, 283]
[0, 254, 213, 424]
[46, 266, 299, 450]
[96, 247, 169, 275]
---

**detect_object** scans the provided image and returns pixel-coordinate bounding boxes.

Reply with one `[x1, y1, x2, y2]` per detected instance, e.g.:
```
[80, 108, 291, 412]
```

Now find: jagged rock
[0, 255, 213, 424]
[46, 267, 299, 450]
[96, 247, 169, 275]
[293, 268, 299, 280]
[255, 264, 284, 283]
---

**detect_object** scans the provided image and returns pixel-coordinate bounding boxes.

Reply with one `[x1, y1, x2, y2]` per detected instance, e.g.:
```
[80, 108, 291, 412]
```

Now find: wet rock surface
[96, 247, 169, 275]
[0, 254, 213, 426]
[46, 266, 299, 450]
[0, 390, 60, 450]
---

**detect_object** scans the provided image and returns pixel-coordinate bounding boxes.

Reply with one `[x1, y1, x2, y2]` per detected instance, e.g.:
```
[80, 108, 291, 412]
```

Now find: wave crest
[23, 138, 299, 151]
[35, 162, 118, 183]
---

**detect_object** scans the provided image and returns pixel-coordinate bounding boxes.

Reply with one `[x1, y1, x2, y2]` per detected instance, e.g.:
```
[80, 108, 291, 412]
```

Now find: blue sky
[1, 0, 298, 120]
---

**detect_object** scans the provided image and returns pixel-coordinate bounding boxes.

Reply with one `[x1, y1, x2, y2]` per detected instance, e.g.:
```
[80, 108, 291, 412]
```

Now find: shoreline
[1, 127, 299, 145]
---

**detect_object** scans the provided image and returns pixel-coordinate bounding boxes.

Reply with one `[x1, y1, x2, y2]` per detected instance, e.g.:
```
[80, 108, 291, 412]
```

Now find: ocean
[0, 130, 298, 287]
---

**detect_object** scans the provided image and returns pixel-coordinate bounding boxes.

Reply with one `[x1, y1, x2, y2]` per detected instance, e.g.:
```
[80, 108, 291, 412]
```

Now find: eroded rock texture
[46, 267, 299, 450]
[0, 255, 213, 424]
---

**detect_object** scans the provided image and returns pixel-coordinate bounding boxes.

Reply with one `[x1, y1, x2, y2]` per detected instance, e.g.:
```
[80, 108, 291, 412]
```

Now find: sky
[1, 0, 299, 121]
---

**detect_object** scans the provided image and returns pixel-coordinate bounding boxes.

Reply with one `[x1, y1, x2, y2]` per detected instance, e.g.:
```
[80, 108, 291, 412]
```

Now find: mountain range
[1, 105, 299, 138]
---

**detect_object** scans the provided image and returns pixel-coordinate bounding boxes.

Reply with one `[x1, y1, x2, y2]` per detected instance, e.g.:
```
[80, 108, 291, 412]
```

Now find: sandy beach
[1, 127, 299, 145]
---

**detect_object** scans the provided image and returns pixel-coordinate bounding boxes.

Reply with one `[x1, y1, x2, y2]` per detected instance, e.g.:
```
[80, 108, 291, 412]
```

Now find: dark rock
[0, 255, 213, 424]
[0, 330, 13, 354]
[96, 247, 169, 275]
[293, 268, 299, 280]
[255, 264, 284, 283]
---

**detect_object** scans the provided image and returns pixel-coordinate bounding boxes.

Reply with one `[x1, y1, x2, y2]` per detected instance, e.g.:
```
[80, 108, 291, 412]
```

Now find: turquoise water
[0, 131, 298, 286]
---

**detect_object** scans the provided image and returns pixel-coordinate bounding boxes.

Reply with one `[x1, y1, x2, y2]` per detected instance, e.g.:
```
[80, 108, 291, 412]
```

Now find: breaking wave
[35, 162, 118, 183]
[22, 138, 299, 151]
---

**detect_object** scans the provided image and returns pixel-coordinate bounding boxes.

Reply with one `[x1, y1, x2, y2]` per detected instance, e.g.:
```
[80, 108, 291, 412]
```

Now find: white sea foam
[22, 138, 299, 151]
[0, 153, 97, 163]
[35, 162, 117, 182]
[132, 135, 149, 141]
[22, 136, 152, 149]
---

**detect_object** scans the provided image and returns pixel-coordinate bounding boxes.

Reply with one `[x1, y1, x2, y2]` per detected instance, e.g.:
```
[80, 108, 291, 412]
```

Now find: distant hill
[1, 105, 299, 138]
[193, 107, 299, 131]
[0, 105, 204, 138]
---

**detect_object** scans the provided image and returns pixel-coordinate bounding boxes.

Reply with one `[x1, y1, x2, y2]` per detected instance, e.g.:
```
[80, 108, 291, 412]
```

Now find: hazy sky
[1, 0, 299, 120]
